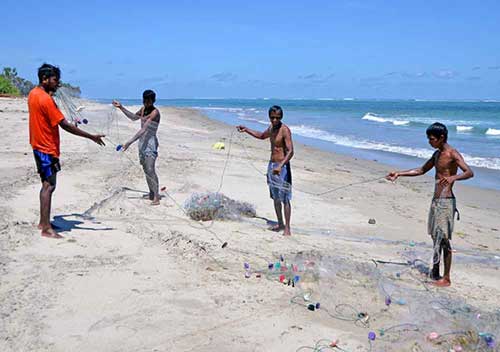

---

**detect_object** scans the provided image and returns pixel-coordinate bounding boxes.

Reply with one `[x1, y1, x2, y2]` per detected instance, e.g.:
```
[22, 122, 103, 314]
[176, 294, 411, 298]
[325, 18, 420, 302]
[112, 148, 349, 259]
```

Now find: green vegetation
[1, 66, 82, 97]
[0, 74, 21, 96]
[2, 67, 34, 96]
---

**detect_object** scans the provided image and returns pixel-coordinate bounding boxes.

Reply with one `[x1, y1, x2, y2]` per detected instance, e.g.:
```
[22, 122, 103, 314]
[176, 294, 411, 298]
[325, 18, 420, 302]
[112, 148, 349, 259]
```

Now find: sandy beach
[1, 97, 499, 352]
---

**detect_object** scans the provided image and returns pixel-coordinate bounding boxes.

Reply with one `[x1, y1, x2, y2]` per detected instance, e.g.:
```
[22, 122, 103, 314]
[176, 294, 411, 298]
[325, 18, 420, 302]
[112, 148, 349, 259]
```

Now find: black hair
[38, 63, 61, 82]
[426, 122, 448, 142]
[143, 89, 156, 103]
[268, 105, 283, 118]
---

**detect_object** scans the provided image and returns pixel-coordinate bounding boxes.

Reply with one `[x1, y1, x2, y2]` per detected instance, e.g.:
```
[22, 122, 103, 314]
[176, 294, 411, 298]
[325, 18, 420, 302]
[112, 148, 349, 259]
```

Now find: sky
[1, 0, 500, 100]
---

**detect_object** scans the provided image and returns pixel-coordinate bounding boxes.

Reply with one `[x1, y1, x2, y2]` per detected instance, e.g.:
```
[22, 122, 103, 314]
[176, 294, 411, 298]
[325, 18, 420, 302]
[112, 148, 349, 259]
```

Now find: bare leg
[269, 199, 285, 231]
[431, 237, 441, 280]
[434, 239, 452, 287]
[39, 178, 62, 239]
[283, 201, 292, 236]
[142, 156, 160, 205]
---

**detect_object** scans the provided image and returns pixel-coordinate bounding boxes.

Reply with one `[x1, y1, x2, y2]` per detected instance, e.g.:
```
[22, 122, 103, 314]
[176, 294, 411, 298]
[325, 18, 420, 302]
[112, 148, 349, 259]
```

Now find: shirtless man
[28, 63, 105, 238]
[386, 122, 474, 287]
[237, 105, 294, 236]
[113, 90, 161, 205]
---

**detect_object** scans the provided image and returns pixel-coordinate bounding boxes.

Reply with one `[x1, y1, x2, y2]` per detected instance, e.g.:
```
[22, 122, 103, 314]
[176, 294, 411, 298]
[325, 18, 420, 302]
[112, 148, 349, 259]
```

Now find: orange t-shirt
[28, 87, 65, 157]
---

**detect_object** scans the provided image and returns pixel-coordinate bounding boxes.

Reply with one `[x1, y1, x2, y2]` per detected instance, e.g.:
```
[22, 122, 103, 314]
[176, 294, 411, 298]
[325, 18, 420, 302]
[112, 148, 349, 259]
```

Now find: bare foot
[41, 228, 64, 239]
[268, 224, 285, 232]
[38, 223, 61, 230]
[151, 199, 160, 206]
[433, 278, 451, 287]
[283, 228, 292, 236]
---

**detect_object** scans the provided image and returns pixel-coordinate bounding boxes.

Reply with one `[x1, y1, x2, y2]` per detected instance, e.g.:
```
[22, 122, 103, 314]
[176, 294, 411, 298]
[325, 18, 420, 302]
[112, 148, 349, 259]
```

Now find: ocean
[98, 98, 500, 190]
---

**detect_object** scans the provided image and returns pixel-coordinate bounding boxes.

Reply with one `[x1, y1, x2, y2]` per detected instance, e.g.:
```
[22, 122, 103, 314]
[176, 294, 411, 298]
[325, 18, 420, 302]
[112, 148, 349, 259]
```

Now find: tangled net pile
[184, 192, 256, 221]
[246, 251, 499, 352]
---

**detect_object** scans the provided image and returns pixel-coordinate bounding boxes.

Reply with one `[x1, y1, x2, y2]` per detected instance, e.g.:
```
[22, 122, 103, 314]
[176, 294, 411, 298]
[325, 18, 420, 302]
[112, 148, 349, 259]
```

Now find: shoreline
[95, 97, 500, 191]
[163, 102, 500, 193]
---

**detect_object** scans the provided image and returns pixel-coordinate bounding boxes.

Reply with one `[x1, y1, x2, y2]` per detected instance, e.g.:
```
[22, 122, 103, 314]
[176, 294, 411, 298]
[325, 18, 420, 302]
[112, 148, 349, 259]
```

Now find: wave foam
[486, 128, 500, 136]
[362, 113, 410, 126]
[237, 115, 269, 125]
[456, 125, 474, 132]
[289, 124, 500, 170]
[194, 106, 244, 113]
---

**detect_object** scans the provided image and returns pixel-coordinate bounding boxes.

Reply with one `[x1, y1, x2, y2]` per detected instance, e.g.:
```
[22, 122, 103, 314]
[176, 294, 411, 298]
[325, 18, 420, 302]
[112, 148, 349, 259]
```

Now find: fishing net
[184, 192, 256, 221]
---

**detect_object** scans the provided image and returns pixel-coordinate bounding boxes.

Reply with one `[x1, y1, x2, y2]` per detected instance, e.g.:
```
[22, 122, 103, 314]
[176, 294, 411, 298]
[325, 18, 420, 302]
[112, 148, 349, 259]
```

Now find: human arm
[386, 155, 435, 181]
[236, 125, 271, 140]
[59, 119, 105, 146]
[122, 109, 159, 151]
[112, 100, 142, 121]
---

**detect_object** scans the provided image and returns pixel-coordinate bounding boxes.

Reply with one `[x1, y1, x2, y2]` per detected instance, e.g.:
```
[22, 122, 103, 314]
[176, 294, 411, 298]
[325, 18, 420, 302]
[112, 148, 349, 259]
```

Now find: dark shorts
[33, 150, 60, 185]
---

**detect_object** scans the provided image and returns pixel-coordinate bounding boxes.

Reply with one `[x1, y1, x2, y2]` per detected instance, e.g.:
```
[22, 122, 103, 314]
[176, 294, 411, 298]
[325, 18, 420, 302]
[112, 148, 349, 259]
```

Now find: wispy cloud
[362, 71, 427, 82]
[433, 70, 458, 79]
[297, 73, 335, 83]
[466, 76, 481, 81]
[472, 66, 481, 71]
[246, 79, 279, 86]
[140, 74, 170, 85]
[210, 72, 238, 82]
[31, 57, 46, 63]
[359, 76, 385, 83]
[401, 72, 427, 78]
[488, 66, 500, 70]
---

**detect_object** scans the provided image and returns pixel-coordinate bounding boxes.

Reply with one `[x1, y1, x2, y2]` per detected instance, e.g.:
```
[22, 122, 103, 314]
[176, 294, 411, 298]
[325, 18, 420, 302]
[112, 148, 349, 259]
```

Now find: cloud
[466, 76, 481, 81]
[246, 79, 279, 86]
[359, 76, 385, 83]
[134, 72, 172, 86]
[299, 73, 320, 80]
[297, 73, 335, 83]
[400, 72, 427, 78]
[31, 57, 46, 62]
[210, 72, 238, 82]
[140, 74, 170, 85]
[433, 70, 458, 79]
[488, 66, 500, 70]
[68, 69, 77, 74]
[472, 66, 481, 71]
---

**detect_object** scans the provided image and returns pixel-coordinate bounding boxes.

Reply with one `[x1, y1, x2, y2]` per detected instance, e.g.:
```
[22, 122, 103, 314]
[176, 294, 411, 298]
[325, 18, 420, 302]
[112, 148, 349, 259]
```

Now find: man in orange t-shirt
[29, 63, 106, 238]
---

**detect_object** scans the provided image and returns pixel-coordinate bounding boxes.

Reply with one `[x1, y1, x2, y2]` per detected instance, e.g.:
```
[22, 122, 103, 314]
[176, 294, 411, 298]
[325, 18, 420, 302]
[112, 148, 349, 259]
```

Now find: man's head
[268, 105, 283, 128]
[143, 89, 156, 108]
[38, 63, 61, 93]
[426, 122, 448, 148]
